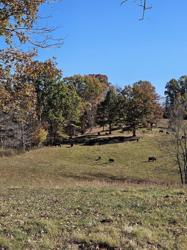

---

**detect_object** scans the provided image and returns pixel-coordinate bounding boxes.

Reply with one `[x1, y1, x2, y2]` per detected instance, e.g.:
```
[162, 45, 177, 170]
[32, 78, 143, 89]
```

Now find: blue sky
[5, 0, 187, 96]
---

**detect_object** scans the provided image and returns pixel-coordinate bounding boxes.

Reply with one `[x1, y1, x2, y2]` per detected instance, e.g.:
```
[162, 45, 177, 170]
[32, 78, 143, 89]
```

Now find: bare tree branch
[0, 0, 63, 48]
[121, 0, 152, 20]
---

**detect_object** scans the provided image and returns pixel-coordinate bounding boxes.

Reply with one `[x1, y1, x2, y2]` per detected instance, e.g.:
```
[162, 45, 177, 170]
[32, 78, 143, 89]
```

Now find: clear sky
[35, 1, 187, 96]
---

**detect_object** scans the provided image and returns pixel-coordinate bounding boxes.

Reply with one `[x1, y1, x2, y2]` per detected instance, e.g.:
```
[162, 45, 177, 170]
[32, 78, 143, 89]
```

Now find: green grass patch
[0, 187, 186, 249]
[0, 132, 180, 188]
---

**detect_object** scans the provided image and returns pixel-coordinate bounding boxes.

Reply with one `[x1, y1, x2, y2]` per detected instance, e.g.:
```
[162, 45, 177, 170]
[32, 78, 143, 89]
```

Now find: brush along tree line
[164, 76, 187, 184]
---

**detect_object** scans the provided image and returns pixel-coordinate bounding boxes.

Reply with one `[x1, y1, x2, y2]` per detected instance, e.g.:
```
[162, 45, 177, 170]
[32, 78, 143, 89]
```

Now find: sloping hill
[0, 133, 179, 188]
[0, 131, 186, 249]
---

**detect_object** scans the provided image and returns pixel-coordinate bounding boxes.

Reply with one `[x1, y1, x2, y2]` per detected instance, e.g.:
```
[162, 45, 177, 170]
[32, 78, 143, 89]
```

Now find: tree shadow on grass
[50, 135, 140, 147]
[83, 136, 140, 146]
[60, 172, 167, 185]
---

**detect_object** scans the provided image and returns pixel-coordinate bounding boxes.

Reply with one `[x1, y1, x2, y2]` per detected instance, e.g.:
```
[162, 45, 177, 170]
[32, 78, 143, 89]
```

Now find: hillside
[0, 130, 179, 188]
[0, 130, 186, 249]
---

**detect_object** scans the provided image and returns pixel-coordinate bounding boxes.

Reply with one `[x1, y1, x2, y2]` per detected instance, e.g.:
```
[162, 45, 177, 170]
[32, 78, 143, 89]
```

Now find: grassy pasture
[0, 187, 186, 249]
[0, 128, 186, 249]
[0, 131, 179, 188]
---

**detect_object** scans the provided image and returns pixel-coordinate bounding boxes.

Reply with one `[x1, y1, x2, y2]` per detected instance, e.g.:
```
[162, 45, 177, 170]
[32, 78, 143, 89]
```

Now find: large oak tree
[121, 81, 162, 136]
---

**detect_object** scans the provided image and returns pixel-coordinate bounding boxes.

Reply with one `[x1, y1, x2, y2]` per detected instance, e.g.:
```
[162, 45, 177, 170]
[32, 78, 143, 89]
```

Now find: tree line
[0, 0, 161, 149]
[0, 51, 164, 148]
[2, 48, 187, 150]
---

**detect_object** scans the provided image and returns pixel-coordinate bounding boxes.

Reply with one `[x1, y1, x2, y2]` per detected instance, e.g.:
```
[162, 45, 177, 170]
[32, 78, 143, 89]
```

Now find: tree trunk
[150, 123, 153, 131]
[109, 123, 112, 135]
[21, 123, 26, 151]
[179, 169, 184, 185]
[49, 123, 57, 145]
[0, 138, 4, 150]
[185, 168, 187, 185]
[133, 128, 136, 137]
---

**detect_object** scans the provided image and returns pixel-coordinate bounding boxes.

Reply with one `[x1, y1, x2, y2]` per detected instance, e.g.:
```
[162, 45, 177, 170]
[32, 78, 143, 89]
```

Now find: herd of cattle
[67, 127, 183, 163]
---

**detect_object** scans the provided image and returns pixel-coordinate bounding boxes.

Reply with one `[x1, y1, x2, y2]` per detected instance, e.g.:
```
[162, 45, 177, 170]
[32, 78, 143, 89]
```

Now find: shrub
[33, 127, 48, 146]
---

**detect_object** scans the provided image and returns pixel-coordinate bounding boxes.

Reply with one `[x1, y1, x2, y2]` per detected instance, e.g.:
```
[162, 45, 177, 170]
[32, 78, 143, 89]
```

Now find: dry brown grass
[0, 128, 180, 188]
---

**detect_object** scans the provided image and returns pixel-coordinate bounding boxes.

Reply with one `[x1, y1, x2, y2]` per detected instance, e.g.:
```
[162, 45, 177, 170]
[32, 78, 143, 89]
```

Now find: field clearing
[0, 130, 187, 249]
[0, 132, 180, 188]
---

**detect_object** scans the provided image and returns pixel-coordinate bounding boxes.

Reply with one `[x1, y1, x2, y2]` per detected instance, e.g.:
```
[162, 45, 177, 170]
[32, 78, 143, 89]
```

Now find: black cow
[109, 158, 114, 163]
[181, 136, 187, 140]
[148, 156, 157, 162]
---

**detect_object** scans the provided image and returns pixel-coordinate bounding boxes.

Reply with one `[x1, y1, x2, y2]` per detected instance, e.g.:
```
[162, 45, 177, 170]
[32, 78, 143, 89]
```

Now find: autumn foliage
[0, 0, 164, 148]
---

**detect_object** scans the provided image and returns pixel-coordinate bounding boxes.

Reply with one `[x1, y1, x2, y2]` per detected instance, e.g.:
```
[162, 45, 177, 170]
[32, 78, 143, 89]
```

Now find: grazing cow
[70, 142, 74, 147]
[159, 129, 164, 133]
[98, 132, 101, 136]
[166, 131, 170, 135]
[148, 156, 157, 162]
[109, 158, 114, 163]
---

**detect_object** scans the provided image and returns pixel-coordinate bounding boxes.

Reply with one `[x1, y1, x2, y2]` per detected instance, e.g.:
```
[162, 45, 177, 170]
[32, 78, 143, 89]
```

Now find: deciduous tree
[0, 0, 62, 47]
[64, 74, 108, 132]
[165, 76, 187, 118]
[121, 81, 161, 136]
[97, 87, 119, 134]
